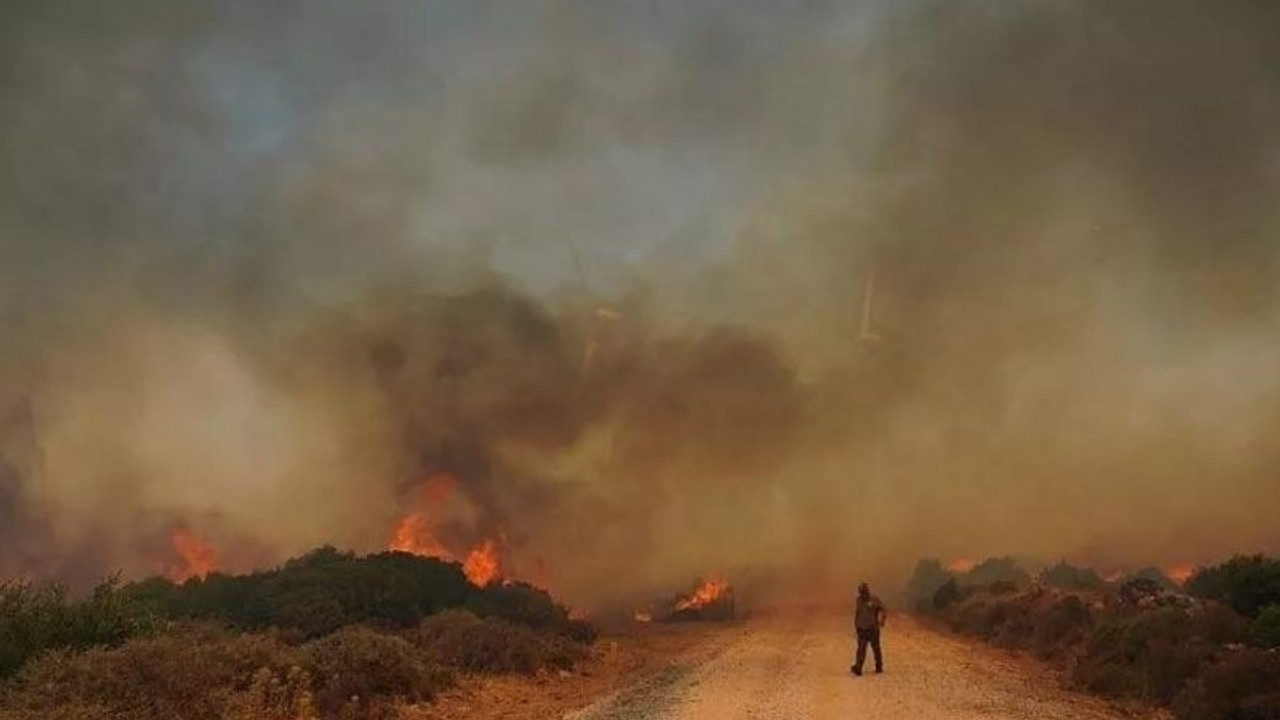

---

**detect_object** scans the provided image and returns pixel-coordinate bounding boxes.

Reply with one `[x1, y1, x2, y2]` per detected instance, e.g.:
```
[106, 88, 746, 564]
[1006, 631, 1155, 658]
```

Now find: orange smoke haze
[2, 2, 1280, 611]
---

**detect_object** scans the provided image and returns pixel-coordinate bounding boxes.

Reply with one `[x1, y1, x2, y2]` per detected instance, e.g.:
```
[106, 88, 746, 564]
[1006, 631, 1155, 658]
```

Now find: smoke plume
[1, 0, 1278, 607]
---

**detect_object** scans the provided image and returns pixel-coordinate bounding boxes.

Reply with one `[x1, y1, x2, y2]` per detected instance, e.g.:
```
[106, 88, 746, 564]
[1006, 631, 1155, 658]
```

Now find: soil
[406, 612, 1171, 720]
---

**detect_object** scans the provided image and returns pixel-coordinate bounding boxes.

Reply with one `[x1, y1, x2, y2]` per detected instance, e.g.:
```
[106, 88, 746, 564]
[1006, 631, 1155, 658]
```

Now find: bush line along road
[1, 551, 1278, 719]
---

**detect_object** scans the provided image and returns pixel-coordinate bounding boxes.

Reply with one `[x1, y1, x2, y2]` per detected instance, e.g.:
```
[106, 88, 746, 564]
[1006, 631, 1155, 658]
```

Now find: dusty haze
[1, 1, 1278, 609]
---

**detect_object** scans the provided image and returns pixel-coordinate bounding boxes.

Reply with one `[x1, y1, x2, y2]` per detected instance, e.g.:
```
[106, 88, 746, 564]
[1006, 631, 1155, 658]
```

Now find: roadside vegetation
[906, 554, 1280, 720]
[0, 548, 596, 720]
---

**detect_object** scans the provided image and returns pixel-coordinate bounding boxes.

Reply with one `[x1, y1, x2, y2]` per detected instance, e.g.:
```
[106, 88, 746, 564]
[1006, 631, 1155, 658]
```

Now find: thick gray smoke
[1, 1, 1278, 607]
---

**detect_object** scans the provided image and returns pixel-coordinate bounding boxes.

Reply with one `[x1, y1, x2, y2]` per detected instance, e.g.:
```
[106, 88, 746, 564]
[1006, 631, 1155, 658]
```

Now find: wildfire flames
[947, 557, 977, 573]
[165, 528, 217, 582]
[389, 512, 452, 559]
[675, 576, 731, 612]
[1164, 563, 1196, 585]
[462, 538, 502, 587]
[387, 474, 505, 587]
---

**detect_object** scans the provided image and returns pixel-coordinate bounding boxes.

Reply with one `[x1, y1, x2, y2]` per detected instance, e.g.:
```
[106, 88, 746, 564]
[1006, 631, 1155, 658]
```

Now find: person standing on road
[852, 582, 886, 676]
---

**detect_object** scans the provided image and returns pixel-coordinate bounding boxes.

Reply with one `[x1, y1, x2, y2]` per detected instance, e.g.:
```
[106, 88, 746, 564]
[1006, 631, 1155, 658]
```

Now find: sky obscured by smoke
[2, 1, 1278, 607]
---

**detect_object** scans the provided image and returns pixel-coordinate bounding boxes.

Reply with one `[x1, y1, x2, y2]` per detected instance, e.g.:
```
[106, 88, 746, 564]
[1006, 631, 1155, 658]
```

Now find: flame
[387, 474, 507, 587]
[1101, 569, 1125, 583]
[389, 512, 453, 559]
[463, 538, 502, 586]
[947, 557, 977, 573]
[166, 528, 217, 582]
[675, 576, 731, 612]
[633, 610, 653, 623]
[388, 474, 458, 560]
[1164, 563, 1195, 585]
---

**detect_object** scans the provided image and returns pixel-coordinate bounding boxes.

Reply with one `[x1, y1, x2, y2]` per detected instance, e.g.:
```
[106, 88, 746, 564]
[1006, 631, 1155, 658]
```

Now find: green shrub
[1186, 555, 1280, 618]
[962, 557, 1030, 588]
[1041, 561, 1104, 591]
[118, 548, 594, 642]
[413, 610, 585, 674]
[932, 579, 965, 611]
[0, 577, 162, 679]
[1071, 605, 1243, 705]
[302, 626, 452, 719]
[905, 559, 953, 612]
[1127, 567, 1179, 591]
[1247, 605, 1280, 649]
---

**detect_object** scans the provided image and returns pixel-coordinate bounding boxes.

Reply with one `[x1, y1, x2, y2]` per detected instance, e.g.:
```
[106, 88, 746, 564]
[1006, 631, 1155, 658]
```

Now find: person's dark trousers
[854, 627, 883, 674]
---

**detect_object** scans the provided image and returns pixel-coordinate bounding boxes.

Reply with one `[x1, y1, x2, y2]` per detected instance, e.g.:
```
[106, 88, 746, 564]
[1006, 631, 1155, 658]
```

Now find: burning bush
[412, 610, 585, 674]
[665, 577, 735, 622]
[0, 545, 602, 720]
[120, 547, 592, 641]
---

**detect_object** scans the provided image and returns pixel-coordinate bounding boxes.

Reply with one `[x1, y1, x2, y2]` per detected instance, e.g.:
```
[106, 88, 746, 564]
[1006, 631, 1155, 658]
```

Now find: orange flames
[462, 538, 502, 587]
[947, 557, 977, 574]
[675, 576, 731, 612]
[387, 474, 505, 587]
[166, 528, 217, 582]
[1164, 563, 1196, 585]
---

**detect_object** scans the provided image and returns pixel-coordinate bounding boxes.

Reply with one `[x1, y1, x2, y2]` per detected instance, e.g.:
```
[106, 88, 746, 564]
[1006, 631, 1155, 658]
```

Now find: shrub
[1186, 555, 1280, 618]
[1248, 605, 1280, 649]
[119, 548, 592, 641]
[1173, 648, 1280, 720]
[2, 625, 297, 720]
[1127, 567, 1179, 591]
[1041, 561, 1105, 591]
[223, 666, 318, 720]
[302, 626, 452, 719]
[0, 577, 162, 679]
[961, 557, 1030, 588]
[1071, 606, 1240, 705]
[905, 559, 953, 612]
[1031, 594, 1093, 658]
[413, 610, 585, 674]
[932, 579, 965, 611]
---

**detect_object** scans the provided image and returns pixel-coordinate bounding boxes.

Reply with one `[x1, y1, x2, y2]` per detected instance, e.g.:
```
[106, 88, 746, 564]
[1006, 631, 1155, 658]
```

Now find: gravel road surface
[567, 613, 1165, 720]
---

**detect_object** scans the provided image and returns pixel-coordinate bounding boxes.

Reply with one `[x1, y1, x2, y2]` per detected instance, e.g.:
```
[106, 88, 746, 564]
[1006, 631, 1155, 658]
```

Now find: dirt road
[566, 614, 1166, 720]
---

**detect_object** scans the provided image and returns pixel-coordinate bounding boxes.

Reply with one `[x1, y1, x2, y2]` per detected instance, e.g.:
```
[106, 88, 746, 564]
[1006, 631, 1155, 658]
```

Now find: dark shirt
[855, 594, 885, 630]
